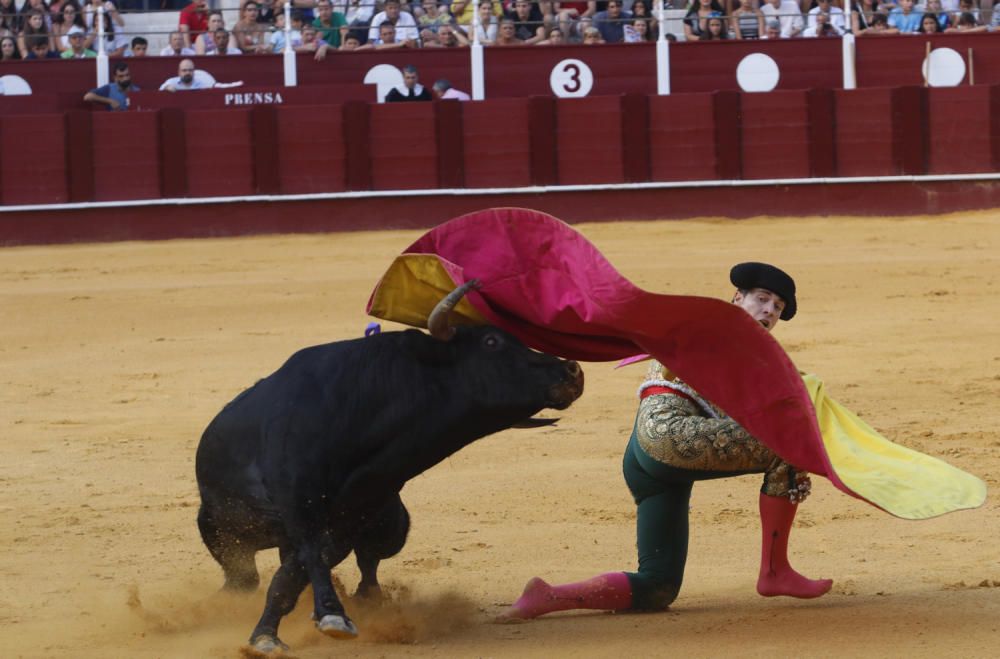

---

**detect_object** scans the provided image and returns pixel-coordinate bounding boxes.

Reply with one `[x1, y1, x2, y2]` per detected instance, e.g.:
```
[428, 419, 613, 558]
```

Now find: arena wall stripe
[158, 108, 188, 198]
[369, 103, 438, 191]
[64, 110, 95, 203]
[891, 86, 928, 175]
[462, 98, 532, 189]
[342, 101, 372, 191]
[528, 96, 558, 186]
[991, 86, 1000, 172]
[275, 105, 347, 195]
[713, 91, 742, 180]
[435, 100, 465, 189]
[93, 111, 161, 202]
[649, 94, 717, 182]
[621, 94, 651, 184]
[557, 96, 625, 186]
[806, 89, 837, 179]
[834, 88, 894, 177]
[250, 106, 281, 195]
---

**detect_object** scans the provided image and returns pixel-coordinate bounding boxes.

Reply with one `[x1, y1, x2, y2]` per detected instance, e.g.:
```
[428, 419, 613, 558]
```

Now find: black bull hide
[195, 325, 584, 652]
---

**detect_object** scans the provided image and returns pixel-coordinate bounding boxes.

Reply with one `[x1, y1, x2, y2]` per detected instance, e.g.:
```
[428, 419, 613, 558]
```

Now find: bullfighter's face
[733, 287, 786, 332]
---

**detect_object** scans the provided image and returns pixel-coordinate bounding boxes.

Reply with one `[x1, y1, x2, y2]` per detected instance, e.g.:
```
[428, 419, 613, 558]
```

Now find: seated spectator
[991, 1, 1000, 30]
[432, 78, 470, 100]
[947, 9, 987, 28]
[732, 0, 764, 39]
[557, 0, 597, 41]
[950, 0, 978, 25]
[923, 0, 951, 29]
[83, 61, 138, 111]
[0, 0, 18, 38]
[126, 35, 147, 56]
[17, 9, 53, 58]
[368, 0, 419, 44]
[856, 11, 896, 34]
[194, 10, 224, 55]
[54, 1, 88, 51]
[269, 11, 303, 51]
[178, 0, 209, 49]
[887, 0, 922, 32]
[807, 0, 846, 33]
[762, 0, 803, 38]
[373, 20, 418, 47]
[160, 30, 195, 55]
[918, 11, 945, 31]
[296, 23, 329, 54]
[684, 0, 725, 41]
[159, 58, 210, 91]
[1, 34, 21, 60]
[803, 9, 841, 35]
[850, 0, 879, 33]
[761, 17, 781, 38]
[336, 0, 377, 44]
[510, 0, 546, 43]
[339, 32, 361, 48]
[256, 0, 277, 26]
[88, 1, 127, 57]
[385, 64, 432, 102]
[233, 1, 270, 53]
[417, 0, 450, 34]
[623, 16, 652, 41]
[470, 0, 499, 43]
[450, 0, 502, 32]
[314, 0, 348, 47]
[25, 33, 60, 58]
[701, 13, 728, 39]
[493, 17, 522, 44]
[61, 25, 95, 56]
[209, 28, 242, 54]
[537, 25, 565, 43]
[434, 21, 469, 46]
[594, 0, 630, 42]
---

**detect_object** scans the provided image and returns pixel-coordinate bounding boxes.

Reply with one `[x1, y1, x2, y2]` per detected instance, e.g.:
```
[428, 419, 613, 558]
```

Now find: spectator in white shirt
[761, 0, 804, 37]
[807, 0, 847, 33]
[367, 0, 419, 44]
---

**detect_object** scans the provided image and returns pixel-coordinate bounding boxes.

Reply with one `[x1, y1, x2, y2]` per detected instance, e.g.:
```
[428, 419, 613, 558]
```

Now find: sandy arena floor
[1, 213, 998, 658]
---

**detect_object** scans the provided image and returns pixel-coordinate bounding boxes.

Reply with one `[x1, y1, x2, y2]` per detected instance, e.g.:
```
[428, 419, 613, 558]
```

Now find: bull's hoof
[316, 614, 359, 639]
[243, 634, 290, 657]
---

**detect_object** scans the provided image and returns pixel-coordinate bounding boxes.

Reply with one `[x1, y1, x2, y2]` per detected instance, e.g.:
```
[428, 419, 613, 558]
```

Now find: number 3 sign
[549, 59, 594, 98]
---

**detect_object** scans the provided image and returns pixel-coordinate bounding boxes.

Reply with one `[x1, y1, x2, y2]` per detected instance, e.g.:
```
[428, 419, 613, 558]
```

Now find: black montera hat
[730, 262, 797, 321]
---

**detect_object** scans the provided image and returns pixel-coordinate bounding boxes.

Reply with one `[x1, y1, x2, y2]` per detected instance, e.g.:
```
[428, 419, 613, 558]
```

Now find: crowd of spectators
[2, 0, 999, 63]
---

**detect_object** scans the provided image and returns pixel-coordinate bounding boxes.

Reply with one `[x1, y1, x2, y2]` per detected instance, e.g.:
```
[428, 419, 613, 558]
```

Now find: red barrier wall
[10, 34, 1000, 116]
[740, 90, 810, 180]
[461, 98, 532, 189]
[648, 94, 717, 181]
[926, 86, 991, 175]
[834, 88, 894, 177]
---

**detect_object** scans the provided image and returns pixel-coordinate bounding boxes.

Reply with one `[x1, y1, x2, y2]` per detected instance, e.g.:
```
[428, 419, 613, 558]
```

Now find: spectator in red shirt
[178, 0, 209, 49]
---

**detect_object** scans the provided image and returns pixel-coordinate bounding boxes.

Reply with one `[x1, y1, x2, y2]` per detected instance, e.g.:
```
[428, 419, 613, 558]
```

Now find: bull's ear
[402, 329, 457, 364]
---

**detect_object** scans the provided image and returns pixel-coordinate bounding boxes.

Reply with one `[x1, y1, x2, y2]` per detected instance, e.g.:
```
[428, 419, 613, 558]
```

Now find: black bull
[194, 281, 584, 653]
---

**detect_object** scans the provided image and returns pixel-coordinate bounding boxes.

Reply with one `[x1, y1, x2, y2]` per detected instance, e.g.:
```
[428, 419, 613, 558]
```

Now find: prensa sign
[224, 92, 285, 106]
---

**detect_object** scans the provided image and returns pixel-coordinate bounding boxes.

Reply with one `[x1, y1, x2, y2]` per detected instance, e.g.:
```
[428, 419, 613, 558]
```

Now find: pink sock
[500, 572, 632, 620]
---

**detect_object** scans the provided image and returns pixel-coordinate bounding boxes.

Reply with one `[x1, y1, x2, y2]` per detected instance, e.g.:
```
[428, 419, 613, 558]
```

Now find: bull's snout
[548, 360, 584, 410]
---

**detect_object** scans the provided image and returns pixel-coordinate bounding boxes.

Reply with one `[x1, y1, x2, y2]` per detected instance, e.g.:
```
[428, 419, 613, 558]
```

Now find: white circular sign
[736, 53, 780, 93]
[364, 64, 405, 104]
[922, 48, 966, 87]
[550, 59, 594, 98]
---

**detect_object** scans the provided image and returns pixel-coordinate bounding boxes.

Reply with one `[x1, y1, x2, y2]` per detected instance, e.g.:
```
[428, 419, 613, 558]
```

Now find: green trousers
[622, 429, 757, 610]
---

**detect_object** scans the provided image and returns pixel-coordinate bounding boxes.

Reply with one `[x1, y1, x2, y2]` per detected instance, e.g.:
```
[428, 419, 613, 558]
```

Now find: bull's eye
[482, 333, 503, 351]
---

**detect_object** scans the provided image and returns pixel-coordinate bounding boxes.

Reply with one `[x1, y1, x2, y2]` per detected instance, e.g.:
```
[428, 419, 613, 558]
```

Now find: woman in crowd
[917, 11, 945, 31]
[702, 12, 729, 39]
[947, 9, 987, 30]
[850, 0, 879, 33]
[195, 11, 224, 55]
[1, 0, 20, 37]
[630, 0, 659, 39]
[17, 8, 53, 58]
[470, 0, 499, 43]
[91, 2, 127, 56]
[54, 0, 89, 51]
[233, 0, 270, 53]
[732, 0, 764, 38]
[683, 0, 725, 41]
[1, 33, 21, 59]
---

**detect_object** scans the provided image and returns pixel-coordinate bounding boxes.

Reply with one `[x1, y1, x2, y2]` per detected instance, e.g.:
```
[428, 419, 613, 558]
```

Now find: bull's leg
[198, 504, 260, 592]
[298, 540, 359, 639]
[248, 552, 309, 653]
[354, 495, 410, 599]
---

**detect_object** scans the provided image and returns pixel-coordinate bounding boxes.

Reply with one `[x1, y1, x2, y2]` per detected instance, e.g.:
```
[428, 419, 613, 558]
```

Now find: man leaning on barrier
[84, 61, 139, 112]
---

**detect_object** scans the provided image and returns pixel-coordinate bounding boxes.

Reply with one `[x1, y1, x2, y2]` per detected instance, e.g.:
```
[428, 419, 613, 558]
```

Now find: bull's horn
[428, 279, 481, 341]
